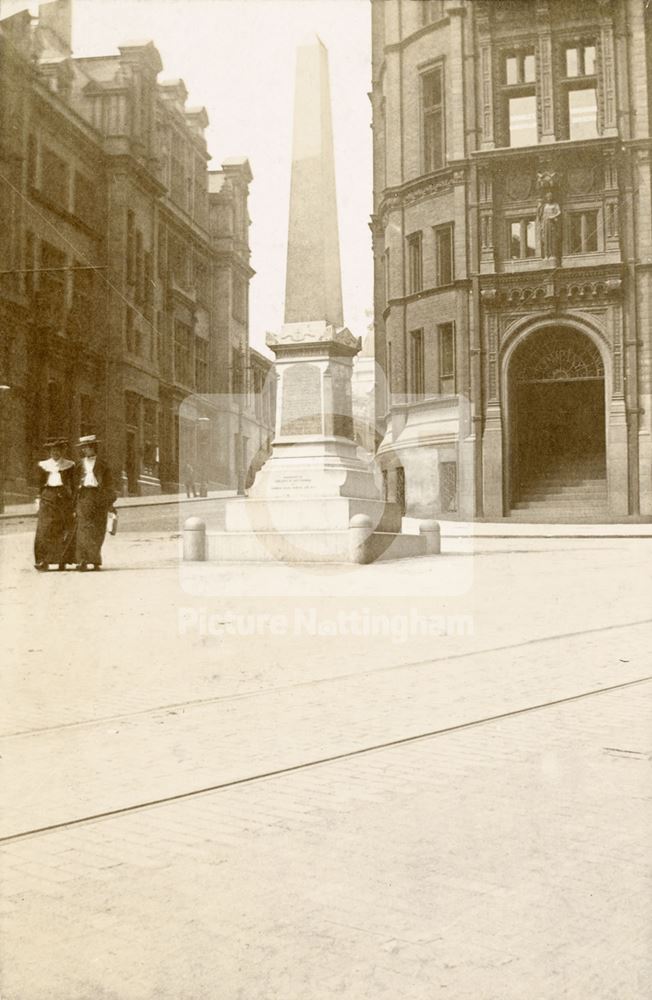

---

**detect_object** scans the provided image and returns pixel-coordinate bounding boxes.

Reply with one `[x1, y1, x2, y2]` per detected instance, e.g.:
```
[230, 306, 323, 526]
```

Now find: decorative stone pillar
[536, 1, 556, 143]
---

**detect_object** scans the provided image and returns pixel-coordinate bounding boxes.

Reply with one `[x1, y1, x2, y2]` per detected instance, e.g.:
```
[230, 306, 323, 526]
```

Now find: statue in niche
[536, 170, 561, 260]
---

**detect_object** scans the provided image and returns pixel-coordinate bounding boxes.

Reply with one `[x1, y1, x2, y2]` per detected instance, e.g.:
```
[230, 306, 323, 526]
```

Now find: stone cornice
[378, 163, 469, 219]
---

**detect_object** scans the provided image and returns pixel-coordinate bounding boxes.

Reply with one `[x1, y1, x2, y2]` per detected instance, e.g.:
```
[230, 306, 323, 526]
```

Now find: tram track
[2, 674, 650, 847]
[2, 615, 651, 741]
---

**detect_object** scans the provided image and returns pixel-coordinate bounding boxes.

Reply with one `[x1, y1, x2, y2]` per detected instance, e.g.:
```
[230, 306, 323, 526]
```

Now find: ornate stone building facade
[371, 0, 652, 519]
[0, 1, 272, 500]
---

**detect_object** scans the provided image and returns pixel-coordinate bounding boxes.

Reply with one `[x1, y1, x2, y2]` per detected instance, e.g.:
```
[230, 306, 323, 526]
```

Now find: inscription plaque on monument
[280, 364, 322, 436]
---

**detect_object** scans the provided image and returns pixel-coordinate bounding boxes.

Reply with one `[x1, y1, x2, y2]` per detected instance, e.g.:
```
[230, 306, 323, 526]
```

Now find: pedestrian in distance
[33, 437, 76, 572]
[184, 462, 196, 499]
[72, 435, 117, 572]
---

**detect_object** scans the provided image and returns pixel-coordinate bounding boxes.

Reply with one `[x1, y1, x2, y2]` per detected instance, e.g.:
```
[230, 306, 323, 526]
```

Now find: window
[407, 233, 423, 294]
[40, 147, 69, 208]
[72, 263, 94, 320]
[440, 461, 457, 512]
[126, 210, 135, 285]
[24, 231, 35, 299]
[422, 66, 444, 173]
[503, 49, 537, 148]
[232, 275, 247, 322]
[80, 394, 93, 436]
[195, 337, 209, 392]
[171, 132, 186, 206]
[231, 346, 244, 395]
[126, 306, 141, 354]
[438, 322, 456, 394]
[565, 44, 596, 78]
[435, 224, 454, 286]
[410, 329, 425, 397]
[174, 321, 193, 385]
[143, 400, 158, 469]
[27, 134, 37, 188]
[419, 0, 444, 24]
[73, 173, 97, 230]
[568, 88, 598, 140]
[384, 249, 391, 305]
[135, 231, 144, 303]
[505, 51, 535, 86]
[568, 210, 599, 254]
[39, 241, 66, 323]
[509, 217, 537, 259]
[508, 95, 537, 148]
[563, 42, 598, 140]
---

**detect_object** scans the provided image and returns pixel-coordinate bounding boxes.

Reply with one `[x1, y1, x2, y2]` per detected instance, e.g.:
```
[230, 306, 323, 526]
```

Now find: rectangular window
[80, 394, 93, 437]
[407, 232, 423, 294]
[72, 263, 94, 320]
[438, 322, 456, 395]
[40, 147, 69, 209]
[509, 217, 537, 259]
[422, 66, 444, 173]
[420, 0, 444, 24]
[232, 275, 247, 322]
[384, 249, 390, 305]
[24, 231, 35, 299]
[126, 306, 140, 354]
[508, 95, 537, 147]
[27, 134, 37, 189]
[568, 210, 599, 254]
[568, 88, 598, 140]
[410, 329, 425, 397]
[174, 321, 193, 385]
[503, 49, 537, 148]
[195, 337, 209, 392]
[435, 224, 454, 286]
[73, 173, 97, 230]
[126, 210, 135, 285]
[565, 44, 596, 78]
[231, 346, 244, 395]
[39, 241, 66, 323]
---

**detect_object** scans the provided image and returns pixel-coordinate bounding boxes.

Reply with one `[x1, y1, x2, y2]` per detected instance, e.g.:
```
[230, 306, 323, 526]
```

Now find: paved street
[1, 525, 651, 999]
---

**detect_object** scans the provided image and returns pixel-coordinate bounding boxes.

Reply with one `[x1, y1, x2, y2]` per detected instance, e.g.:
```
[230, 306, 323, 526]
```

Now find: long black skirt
[34, 487, 74, 566]
[74, 488, 108, 566]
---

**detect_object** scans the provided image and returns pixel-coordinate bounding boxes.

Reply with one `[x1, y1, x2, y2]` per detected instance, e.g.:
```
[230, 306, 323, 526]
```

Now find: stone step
[513, 501, 609, 512]
[520, 484, 607, 499]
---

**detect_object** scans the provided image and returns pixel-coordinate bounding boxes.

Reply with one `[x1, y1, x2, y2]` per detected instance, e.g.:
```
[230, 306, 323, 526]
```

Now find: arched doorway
[508, 327, 607, 513]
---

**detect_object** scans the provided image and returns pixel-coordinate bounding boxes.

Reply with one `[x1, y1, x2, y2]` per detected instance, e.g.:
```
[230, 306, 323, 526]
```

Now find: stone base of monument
[196, 507, 429, 564]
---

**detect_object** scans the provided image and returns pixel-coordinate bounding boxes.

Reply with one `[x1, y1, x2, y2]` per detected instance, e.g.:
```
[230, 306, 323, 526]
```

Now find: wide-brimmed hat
[77, 434, 100, 447]
[43, 436, 68, 449]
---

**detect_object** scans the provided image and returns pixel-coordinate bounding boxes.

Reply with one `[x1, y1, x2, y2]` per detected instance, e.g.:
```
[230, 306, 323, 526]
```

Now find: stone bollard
[349, 513, 373, 564]
[419, 519, 441, 555]
[183, 516, 206, 561]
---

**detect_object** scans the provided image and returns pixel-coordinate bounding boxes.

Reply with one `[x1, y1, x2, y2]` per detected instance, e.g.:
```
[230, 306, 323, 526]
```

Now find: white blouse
[82, 456, 99, 487]
[38, 458, 74, 487]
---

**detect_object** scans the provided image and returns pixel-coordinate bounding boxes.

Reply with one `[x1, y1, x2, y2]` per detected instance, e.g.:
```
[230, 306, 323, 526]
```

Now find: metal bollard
[183, 516, 206, 561]
[349, 513, 373, 564]
[419, 519, 441, 555]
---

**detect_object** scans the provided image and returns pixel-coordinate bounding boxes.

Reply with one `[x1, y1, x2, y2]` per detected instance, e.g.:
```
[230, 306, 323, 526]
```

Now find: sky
[66, 0, 373, 355]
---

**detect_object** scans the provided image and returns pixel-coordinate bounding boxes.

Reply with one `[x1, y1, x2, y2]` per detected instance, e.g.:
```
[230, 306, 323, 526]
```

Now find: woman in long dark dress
[73, 435, 117, 571]
[74, 434, 116, 572]
[34, 438, 75, 571]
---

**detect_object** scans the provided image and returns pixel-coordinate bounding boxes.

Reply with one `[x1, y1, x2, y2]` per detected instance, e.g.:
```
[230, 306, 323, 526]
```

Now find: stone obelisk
[284, 36, 343, 329]
[189, 38, 428, 562]
[248, 35, 378, 504]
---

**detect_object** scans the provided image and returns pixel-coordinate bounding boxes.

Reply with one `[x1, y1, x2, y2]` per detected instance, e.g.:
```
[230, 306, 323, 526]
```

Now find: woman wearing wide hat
[34, 437, 76, 571]
[72, 435, 117, 571]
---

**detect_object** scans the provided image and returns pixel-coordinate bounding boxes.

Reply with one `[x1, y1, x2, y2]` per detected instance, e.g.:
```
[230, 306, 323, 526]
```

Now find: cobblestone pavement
[1, 530, 651, 998]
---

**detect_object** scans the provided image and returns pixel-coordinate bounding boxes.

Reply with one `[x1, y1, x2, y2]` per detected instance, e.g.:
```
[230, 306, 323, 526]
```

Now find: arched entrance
[508, 327, 607, 514]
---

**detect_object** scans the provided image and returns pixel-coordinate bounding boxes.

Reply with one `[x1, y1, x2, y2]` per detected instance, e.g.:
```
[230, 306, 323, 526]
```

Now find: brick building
[0, 0, 272, 501]
[371, 0, 652, 519]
